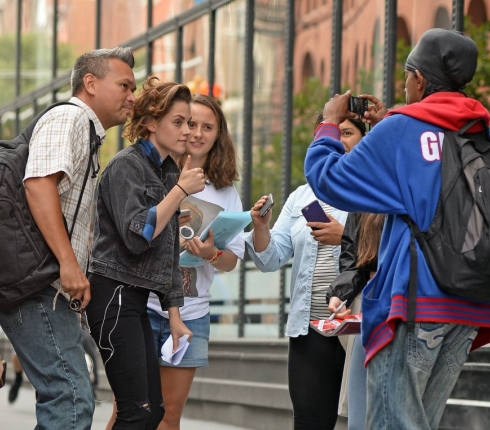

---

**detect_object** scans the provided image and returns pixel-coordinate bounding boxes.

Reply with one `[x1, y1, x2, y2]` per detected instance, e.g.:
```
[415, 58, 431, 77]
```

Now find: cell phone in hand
[348, 96, 368, 116]
[259, 193, 274, 217]
[301, 200, 330, 229]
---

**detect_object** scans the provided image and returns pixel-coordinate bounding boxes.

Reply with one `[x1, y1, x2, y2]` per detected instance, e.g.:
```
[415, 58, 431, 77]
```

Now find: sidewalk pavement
[0, 385, 252, 430]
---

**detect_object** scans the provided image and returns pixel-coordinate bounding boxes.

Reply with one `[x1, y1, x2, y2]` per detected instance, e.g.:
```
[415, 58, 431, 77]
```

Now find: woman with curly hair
[86, 77, 205, 430]
[146, 93, 245, 430]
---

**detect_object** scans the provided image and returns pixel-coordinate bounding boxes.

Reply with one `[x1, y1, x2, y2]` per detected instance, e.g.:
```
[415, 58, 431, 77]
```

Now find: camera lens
[180, 225, 195, 240]
[69, 298, 82, 312]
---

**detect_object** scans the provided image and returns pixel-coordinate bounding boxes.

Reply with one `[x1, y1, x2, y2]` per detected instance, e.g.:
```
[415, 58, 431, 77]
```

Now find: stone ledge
[190, 376, 291, 410]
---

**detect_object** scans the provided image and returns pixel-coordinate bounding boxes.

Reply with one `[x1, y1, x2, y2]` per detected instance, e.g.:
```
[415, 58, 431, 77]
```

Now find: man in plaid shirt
[0, 47, 136, 430]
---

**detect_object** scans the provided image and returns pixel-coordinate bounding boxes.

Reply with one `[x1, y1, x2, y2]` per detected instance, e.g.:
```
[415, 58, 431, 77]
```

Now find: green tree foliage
[463, 18, 490, 110]
[0, 33, 76, 106]
[394, 37, 412, 104]
[394, 20, 490, 108]
[0, 33, 76, 139]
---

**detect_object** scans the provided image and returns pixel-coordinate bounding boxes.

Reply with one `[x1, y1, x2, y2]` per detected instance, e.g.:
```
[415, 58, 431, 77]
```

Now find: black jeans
[86, 274, 164, 430]
[288, 327, 346, 430]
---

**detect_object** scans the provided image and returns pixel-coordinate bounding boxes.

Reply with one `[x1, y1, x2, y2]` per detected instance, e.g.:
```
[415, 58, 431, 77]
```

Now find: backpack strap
[68, 120, 101, 239]
[402, 215, 418, 330]
[458, 118, 489, 139]
[21, 101, 79, 143]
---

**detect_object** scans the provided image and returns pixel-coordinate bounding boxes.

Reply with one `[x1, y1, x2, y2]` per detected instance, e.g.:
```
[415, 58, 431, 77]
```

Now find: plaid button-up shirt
[24, 97, 105, 301]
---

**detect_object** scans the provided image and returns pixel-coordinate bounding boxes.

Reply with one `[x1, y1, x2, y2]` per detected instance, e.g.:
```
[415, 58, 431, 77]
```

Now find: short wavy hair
[124, 77, 192, 142]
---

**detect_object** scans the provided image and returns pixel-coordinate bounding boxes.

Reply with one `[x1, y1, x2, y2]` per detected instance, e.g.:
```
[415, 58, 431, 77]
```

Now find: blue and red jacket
[305, 92, 490, 364]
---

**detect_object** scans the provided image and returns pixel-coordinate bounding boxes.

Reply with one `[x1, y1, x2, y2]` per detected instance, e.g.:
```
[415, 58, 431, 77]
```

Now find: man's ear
[83, 73, 96, 96]
[415, 70, 426, 93]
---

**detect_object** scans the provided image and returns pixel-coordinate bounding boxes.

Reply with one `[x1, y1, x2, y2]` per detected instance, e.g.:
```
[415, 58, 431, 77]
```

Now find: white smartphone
[259, 194, 274, 217]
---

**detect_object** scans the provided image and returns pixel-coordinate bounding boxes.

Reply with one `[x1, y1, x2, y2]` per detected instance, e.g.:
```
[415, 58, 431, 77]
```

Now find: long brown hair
[176, 94, 239, 189]
[356, 213, 385, 268]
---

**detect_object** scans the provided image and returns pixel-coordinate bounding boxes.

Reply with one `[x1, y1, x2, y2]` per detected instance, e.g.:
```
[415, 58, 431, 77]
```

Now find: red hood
[387, 92, 490, 132]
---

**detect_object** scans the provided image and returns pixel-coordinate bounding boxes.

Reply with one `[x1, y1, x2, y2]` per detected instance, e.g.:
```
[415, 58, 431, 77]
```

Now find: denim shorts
[148, 309, 210, 368]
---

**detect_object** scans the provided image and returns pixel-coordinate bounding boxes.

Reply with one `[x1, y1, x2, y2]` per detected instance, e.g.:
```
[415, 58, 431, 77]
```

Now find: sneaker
[8, 378, 22, 403]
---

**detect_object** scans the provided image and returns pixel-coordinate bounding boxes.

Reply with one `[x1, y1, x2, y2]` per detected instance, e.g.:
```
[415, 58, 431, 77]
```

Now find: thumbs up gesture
[177, 155, 206, 196]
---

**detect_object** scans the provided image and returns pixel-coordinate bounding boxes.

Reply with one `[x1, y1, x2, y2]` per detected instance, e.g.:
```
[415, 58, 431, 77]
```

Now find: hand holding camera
[358, 94, 388, 127]
[348, 96, 368, 117]
[321, 91, 364, 125]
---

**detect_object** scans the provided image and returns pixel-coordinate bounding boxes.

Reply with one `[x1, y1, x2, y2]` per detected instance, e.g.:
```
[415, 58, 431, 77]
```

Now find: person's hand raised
[359, 94, 388, 127]
[177, 155, 205, 196]
[322, 90, 358, 125]
[250, 195, 273, 227]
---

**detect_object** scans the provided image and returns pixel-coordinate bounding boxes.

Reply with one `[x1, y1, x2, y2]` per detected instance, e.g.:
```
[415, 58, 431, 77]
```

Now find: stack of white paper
[160, 334, 190, 365]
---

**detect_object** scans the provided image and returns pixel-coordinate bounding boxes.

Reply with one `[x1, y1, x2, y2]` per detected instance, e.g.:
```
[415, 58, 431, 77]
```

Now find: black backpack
[405, 119, 490, 325]
[0, 102, 99, 311]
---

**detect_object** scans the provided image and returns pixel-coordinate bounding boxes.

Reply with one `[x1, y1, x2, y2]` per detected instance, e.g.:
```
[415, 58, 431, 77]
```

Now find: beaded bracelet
[205, 247, 224, 265]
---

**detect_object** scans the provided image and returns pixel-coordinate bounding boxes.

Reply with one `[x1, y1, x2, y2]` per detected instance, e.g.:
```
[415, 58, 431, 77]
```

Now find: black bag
[405, 119, 490, 324]
[0, 102, 99, 311]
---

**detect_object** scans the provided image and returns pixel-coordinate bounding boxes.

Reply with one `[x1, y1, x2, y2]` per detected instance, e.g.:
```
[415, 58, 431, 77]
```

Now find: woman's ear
[147, 118, 156, 133]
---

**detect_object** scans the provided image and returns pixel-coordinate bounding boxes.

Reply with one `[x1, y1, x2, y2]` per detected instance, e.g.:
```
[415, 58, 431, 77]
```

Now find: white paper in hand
[161, 334, 190, 365]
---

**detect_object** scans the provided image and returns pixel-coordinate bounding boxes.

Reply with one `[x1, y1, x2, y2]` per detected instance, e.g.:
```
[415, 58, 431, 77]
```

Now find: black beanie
[405, 28, 478, 91]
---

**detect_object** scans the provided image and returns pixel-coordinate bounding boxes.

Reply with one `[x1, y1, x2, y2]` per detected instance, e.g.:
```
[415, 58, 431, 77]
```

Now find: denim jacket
[241, 184, 347, 337]
[89, 142, 183, 310]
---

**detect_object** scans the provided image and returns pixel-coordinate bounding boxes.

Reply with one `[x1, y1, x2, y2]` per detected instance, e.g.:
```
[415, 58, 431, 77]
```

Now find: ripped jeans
[86, 274, 164, 430]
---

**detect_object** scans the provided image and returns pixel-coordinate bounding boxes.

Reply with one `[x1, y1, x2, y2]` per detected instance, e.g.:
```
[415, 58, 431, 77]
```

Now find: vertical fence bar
[383, 0, 397, 107]
[175, 26, 184, 83]
[207, 7, 216, 97]
[278, 0, 295, 338]
[452, 0, 464, 31]
[146, 0, 154, 76]
[52, 0, 59, 104]
[95, 0, 102, 49]
[15, 0, 22, 133]
[330, 0, 342, 96]
[238, 0, 255, 338]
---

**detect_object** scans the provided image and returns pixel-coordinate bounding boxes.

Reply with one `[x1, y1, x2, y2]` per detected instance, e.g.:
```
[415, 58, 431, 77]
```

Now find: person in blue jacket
[305, 28, 490, 430]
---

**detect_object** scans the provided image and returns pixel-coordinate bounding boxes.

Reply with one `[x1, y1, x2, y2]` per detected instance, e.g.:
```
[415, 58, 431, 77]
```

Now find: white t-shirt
[147, 182, 245, 320]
